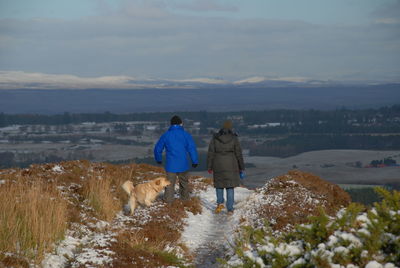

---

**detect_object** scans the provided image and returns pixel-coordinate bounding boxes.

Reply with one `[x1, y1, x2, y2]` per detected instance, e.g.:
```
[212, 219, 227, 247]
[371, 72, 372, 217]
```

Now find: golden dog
[121, 177, 171, 215]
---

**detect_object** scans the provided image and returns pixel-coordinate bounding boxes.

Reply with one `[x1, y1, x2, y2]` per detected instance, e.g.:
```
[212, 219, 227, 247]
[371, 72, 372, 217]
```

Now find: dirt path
[181, 186, 253, 267]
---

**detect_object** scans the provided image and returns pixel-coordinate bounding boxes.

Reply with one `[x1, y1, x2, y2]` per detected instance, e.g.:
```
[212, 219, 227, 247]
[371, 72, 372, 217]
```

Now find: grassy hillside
[0, 161, 205, 267]
[0, 162, 398, 267]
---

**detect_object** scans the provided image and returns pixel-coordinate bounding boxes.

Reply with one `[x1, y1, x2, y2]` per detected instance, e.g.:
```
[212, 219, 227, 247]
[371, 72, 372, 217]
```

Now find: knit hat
[170, 115, 183, 125]
[222, 120, 233, 129]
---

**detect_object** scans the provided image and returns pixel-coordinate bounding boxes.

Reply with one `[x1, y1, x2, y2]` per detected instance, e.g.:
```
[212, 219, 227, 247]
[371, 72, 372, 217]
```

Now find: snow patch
[365, 261, 383, 268]
[42, 224, 117, 268]
[51, 165, 64, 173]
[181, 185, 253, 261]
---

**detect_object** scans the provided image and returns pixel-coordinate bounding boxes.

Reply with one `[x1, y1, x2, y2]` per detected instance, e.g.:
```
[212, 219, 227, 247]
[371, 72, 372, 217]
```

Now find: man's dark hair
[170, 115, 182, 125]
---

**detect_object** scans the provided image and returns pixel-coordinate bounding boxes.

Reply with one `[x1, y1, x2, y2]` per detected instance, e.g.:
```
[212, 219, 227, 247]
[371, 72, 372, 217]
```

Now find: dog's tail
[121, 180, 134, 196]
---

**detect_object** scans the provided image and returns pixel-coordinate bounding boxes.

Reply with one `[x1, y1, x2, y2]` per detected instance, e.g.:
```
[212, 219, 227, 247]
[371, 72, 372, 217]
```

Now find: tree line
[249, 134, 400, 157]
[1, 105, 399, 135]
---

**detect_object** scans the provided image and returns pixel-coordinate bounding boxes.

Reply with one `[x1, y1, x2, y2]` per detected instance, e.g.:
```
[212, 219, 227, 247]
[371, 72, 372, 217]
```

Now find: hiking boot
[215, 204, 225, 214]
[227, 210, 234, 216]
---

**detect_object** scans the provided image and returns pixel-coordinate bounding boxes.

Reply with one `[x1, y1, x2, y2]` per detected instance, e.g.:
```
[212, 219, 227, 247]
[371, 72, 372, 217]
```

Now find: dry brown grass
[135, 197, 201, 250]
[81, 173, 122, 221]
[109, 196, 202, 266]
[285, 170, 352, 213]
[79, 162, 165, 221]
[254, 170, 351, 230]
[0, 161, 196, 267]
[190, 176, 213, 192]
[0, 176, 68, 265]
[180, 196, 202, 215]
[111, 233, 187, 268]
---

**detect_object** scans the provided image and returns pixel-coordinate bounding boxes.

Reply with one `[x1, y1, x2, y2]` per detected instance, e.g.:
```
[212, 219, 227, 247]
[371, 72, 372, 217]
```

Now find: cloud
[371, 0, 400, 25]
[374, 18, 400, 25]
[173, 0, 238, 12]
[0, 1, 399, 82]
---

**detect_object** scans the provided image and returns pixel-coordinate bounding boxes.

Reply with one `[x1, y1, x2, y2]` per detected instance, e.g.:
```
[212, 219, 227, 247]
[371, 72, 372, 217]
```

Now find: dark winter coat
[207, 129, 245, 188]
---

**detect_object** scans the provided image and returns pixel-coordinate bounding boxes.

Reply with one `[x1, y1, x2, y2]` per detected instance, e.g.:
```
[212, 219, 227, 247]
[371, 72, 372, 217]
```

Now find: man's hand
[207, 169, 213, 174]
[192, 163, 198, 168]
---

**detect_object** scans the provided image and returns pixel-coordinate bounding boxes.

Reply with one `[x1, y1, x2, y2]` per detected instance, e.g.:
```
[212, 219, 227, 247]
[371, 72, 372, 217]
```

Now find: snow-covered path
[182, 186, 254, 267]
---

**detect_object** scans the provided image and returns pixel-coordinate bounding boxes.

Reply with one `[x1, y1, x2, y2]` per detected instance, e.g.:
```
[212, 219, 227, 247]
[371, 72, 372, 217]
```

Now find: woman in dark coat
[207, 120, 245, 214]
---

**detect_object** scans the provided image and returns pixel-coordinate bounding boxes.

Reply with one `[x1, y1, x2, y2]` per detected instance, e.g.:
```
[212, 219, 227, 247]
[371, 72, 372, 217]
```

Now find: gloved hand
[207, 169, 213, 174]
[239, 170, 245, 180]
[192, 163, 198, 168]
[156, 161, 162, 165]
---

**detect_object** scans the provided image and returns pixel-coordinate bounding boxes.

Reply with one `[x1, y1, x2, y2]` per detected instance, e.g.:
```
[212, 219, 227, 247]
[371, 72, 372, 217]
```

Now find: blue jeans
[216, 187, 234, 212]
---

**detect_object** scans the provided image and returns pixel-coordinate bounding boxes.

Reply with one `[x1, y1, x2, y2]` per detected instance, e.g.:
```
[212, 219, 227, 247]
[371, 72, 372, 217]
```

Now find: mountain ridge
[1, 71, 399, 90]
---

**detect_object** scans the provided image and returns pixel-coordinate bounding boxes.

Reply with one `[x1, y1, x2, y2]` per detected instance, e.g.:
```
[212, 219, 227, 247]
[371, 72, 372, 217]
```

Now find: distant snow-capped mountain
[0, 71, 231, 89]
[233, 76, 311, 84]
[0, 71, 394, 90]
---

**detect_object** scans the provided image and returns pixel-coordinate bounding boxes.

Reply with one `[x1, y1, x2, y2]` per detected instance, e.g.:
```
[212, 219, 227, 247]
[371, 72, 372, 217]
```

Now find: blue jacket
[154, 125, 198, 173]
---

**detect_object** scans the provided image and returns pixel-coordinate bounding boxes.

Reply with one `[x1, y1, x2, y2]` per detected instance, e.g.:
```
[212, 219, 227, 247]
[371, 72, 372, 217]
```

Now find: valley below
[194, 149, 400, 188]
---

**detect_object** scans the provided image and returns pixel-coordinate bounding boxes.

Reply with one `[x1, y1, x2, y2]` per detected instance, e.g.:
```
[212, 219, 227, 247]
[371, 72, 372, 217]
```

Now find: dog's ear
[155, 179, 161, 185]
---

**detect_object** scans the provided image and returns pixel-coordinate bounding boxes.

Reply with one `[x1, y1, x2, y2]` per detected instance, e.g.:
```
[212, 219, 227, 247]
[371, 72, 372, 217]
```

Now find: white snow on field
[42, 224, 117, 268]
[51, 165, 64, 173]
[0, 125, 20, 131]
[181, 185, 253, 258]
[42, 178, 179, 268]
[223, 197, 400, 268]
[42, 233, 80, 267]
[23, 174, 400, 267]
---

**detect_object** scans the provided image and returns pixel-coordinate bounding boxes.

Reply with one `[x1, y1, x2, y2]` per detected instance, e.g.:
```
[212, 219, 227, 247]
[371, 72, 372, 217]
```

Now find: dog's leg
[129, 195, 137, 215]
[144, 198, 153, 207]
[122, 181, 134, 195]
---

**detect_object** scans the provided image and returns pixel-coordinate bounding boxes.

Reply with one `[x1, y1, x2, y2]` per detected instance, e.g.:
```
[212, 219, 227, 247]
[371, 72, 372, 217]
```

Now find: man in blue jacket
[154, 115, 199, 203]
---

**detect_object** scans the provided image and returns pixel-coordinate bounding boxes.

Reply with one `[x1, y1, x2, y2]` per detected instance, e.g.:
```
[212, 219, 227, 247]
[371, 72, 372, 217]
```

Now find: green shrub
[223, 187, 400, 267]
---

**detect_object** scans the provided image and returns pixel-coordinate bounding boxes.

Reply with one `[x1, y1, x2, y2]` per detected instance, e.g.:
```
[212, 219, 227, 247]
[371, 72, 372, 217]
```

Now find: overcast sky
[0, 0, 399, 82]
